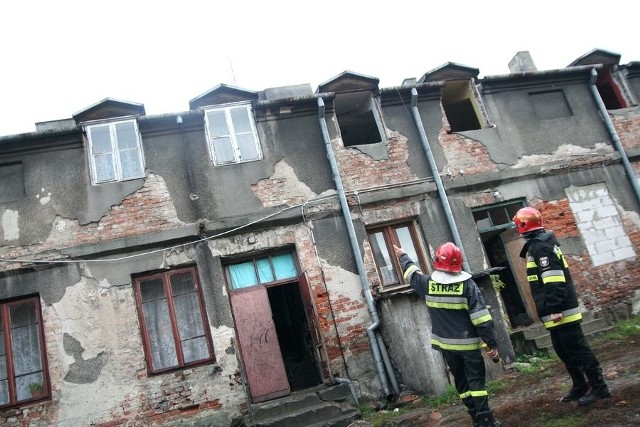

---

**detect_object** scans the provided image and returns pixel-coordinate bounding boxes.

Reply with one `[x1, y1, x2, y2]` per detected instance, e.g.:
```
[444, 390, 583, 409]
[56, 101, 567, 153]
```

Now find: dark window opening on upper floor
[334, 92, 384, 146]
[0, 162, 25, 202]
[530, 90, 573, 120]
[596, 69, 628, 110]
[442, 81, 484, 132]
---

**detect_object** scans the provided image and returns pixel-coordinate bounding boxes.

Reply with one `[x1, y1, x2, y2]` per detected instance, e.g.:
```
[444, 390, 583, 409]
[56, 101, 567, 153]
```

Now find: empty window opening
[442, 81, 483, 132]
[595, 69, 627, 110]
[530, 90, 572, 120]
[334, 92, 384, 146]
[367, 221, 429, 292]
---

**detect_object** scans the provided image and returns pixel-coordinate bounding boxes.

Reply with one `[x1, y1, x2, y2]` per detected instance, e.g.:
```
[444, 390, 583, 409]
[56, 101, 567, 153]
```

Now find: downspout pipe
[589, 68, 640, 206]
[317, 97, 397, 398]
[409, 88, 471, 272]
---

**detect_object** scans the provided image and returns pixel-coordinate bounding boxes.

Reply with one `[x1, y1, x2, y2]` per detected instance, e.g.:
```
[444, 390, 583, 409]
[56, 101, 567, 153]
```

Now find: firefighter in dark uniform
[512, 207, 611, 405]
[394, 242, 502, 427]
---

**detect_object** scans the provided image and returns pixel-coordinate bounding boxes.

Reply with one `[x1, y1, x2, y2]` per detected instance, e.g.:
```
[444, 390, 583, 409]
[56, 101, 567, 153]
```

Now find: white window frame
[204, 103, 263, 166]
[86, 119, 146, 185]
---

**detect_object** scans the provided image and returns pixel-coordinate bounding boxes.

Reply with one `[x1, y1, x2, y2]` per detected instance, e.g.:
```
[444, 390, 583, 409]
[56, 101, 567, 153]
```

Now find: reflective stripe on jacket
[399, 254, 497, 351]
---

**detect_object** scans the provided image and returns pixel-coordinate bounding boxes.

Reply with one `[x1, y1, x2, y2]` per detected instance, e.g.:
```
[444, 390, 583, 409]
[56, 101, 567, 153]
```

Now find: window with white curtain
[204, 104, 262, 165]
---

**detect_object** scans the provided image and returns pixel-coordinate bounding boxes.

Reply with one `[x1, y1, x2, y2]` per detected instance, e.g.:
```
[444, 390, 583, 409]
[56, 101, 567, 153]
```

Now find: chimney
[509, 51, 538, 73]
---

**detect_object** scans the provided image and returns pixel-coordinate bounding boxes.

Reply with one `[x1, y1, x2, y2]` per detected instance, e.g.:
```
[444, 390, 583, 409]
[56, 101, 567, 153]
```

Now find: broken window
[226, 252, 298, 290]
[442, 80, 486, 132]
[595, 69, 628, 110]
[204, 103, 262, 165]
[0, 296, 50, 408]
[86, 119, 145, 184]
[367, 221, 429, 291]
[133, 266, 214, 374]
[472, 201, 525, 233]
[334, 92, 385, 146]
[529, 90, 573, 120]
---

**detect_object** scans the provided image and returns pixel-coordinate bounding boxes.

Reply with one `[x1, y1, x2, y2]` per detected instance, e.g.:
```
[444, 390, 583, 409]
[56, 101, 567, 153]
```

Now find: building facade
[0, 49, 638, 425]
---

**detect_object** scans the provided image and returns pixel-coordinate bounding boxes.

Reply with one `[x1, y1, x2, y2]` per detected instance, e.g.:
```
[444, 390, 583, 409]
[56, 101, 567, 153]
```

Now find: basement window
[367, 221, 429, 291]
[133, 266, 215, 374]
[335, 92, 385, 146]
[0, 296, 50, 409]
[86, 119, 145, 184]
[442, 80, 487, 132]
[226, 252, 298, 290]
[204, 103, 262, 166]
[529, 90, 572, 120]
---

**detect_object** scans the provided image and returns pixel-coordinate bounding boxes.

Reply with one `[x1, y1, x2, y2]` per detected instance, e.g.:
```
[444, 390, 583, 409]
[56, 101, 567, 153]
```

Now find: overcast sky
[1, 1, 638, 137]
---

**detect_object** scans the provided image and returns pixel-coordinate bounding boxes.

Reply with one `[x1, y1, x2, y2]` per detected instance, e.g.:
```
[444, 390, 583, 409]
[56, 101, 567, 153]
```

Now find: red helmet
[433, 242, 463, 273]
[512, 207, 544, 234]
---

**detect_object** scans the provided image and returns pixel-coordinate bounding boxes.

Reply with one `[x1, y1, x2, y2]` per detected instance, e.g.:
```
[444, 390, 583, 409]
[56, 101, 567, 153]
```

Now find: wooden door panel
[231, 286, 290, 402]
[503, 229, 539, 322]
[298, 271, 330, 381]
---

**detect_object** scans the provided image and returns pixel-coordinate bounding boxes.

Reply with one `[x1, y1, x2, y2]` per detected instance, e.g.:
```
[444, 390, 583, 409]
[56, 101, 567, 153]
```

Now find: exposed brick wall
[333, 130, 420, 192]
[531, 198, 640, 317]
[0, 173, 183, 272]
[438, 118, 500, 177]
[611, 107, 640, 150]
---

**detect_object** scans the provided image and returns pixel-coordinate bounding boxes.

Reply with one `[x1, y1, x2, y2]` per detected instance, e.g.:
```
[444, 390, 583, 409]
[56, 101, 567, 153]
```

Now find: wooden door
[298, 271, 330, 381]
[503, 229, 539, 322]
[230, 286, 290, 403]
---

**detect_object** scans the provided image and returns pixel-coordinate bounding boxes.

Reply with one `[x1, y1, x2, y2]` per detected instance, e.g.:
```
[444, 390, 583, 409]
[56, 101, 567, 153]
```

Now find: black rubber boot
[476, 410, 502, 427]
[468, 409, 479, 427]
[578, 369, 611, 406]
[560, 370, 588, 402]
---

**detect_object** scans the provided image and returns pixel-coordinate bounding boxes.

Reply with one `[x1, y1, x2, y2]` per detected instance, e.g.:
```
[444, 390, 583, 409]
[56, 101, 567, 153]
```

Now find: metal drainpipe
[589, 68, 640, 206]
[317, 97, 397, 398]
[410, 88, 471, 272]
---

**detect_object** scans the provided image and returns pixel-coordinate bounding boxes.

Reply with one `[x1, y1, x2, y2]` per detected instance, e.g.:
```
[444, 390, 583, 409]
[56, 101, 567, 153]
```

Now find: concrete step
[510, 312, 613, 354]
[243, 384, 359, 427]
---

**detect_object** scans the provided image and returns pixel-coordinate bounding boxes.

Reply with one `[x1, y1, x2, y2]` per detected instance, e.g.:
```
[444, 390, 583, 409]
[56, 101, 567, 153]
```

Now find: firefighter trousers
[549, 323, 601, 375]
[442, 349, 490, 415]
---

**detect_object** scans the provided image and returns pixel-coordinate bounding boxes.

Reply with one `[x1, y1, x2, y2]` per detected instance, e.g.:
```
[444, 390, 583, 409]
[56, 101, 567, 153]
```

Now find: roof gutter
[317, 97, 399, 399]
[589, 68, 640, 206]
[410, 88, 471, 272]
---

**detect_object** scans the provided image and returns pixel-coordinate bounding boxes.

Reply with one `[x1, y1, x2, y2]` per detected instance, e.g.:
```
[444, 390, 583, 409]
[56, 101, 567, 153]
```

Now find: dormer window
[334, 92, 385, 146]
[204, 104, 262, 165]
[86, 119, 145, 184]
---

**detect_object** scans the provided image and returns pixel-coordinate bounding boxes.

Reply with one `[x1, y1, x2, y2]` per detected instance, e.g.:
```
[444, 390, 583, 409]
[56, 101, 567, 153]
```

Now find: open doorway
[473, 201, 537, 328]
[267, 282, 322, 391]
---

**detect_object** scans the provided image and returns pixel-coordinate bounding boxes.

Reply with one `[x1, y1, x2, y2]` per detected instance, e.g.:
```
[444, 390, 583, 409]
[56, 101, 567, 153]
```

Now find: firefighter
[393, 242, 502, 427]
[512, 207, 611, 406]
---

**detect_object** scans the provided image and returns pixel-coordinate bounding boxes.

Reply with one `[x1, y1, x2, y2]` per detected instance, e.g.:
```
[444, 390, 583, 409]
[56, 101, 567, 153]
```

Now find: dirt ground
[357, 328, 640, 427]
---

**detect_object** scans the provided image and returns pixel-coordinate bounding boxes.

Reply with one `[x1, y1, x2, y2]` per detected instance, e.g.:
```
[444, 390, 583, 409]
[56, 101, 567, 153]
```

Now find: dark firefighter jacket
[399, 253, 497, 351]
[519, 230, 582, 330]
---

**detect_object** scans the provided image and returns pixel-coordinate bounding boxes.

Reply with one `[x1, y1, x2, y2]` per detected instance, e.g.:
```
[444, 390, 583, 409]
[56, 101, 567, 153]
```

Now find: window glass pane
[95, 154, 116, 182]
[170, 272, 195, 296]
[0, 315, 6, 406]
[212, 137, 234, 164]
[15, 371, 43, 402]
[273, 253, 297, 280]
[369, 231, 397, 286]
[229, 261, 258, 289]
[181, 336, 209, 364]
[142, 298, 178, 370]
[89, 125, 113, 154]
[256, 258, 273, 283]
[10, 303, 43, 386]
[230, 107, 252, 133]
[139, 278, 165, 302]
[119, 149, 143, 179]
[207, 110, 229, 137]
[489, 207, 509, 226]
[174, 293, 204, 340]
[0, 379, 7, 405]
[396, 226, 423, 272]
[236, 133, 259, 161]
[115, 121, 138, 150]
